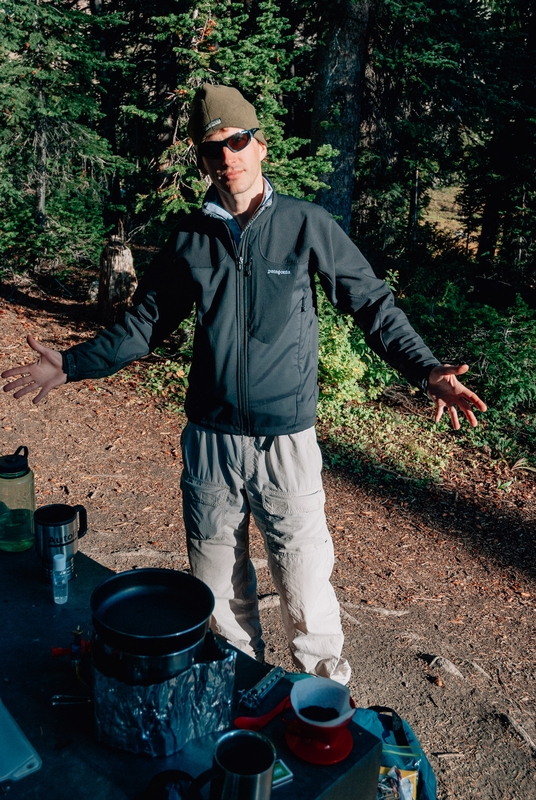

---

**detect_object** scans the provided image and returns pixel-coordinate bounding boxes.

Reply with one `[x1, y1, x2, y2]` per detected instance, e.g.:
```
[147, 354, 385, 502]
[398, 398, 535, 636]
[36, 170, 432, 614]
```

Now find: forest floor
[1, 271, 535, 800]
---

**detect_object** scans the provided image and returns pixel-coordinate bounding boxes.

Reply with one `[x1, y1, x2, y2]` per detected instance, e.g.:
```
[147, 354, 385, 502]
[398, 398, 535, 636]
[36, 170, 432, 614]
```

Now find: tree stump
[97, 236, 138, 324]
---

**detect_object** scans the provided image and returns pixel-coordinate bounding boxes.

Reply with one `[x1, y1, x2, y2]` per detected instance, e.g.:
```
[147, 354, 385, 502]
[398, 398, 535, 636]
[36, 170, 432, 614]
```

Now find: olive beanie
[188, 84, 267, 146]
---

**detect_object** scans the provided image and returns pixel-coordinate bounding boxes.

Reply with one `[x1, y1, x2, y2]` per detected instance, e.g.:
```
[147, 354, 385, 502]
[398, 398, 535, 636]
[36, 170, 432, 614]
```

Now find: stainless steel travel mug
[34, 503, 87, 580]
[188, 730, 275, 800]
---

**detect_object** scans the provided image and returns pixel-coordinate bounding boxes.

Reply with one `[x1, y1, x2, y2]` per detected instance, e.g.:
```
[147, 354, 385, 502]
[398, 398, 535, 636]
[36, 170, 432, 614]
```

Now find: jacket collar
[201, 178, 275, 243]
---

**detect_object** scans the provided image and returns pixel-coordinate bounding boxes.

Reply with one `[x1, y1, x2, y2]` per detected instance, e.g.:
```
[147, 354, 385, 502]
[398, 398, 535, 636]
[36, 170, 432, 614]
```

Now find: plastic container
[0, 446, 35, 552]
[52, 553, 68, 604]
[0, 698, 42, 782]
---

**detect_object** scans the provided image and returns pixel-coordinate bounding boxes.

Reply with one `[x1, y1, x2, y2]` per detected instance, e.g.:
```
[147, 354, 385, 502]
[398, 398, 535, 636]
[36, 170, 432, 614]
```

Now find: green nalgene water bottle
[0, 446, 35, 552]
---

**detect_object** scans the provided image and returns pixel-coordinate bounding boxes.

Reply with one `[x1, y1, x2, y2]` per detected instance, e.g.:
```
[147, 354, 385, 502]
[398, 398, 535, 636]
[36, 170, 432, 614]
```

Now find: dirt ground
[1, 274, 535, 799]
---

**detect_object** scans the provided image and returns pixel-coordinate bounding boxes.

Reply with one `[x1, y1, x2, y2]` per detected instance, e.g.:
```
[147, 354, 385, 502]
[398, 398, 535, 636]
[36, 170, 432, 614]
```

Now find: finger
[12, 382, 38, 400]
[442, 363, 469, 376]
[434, 403, 446, 424]
[2, 367, 31, 380]
[27, 334, 46, 354]
[464, 409, 478, 427]
[430, 364, 470, 384]
[2, 348, 44, 380]
[2, 371, 21, 383]
[448, 405, 461, 431]
[459, 402, 479, 427]
[32, 386, 51, 404]
[463, 391, 487, 412]
[3, 374, 34, 391]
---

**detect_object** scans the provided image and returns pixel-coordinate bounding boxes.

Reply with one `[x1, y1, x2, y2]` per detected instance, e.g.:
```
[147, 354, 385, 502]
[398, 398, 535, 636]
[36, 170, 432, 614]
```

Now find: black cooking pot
[90, 568, 215, 684]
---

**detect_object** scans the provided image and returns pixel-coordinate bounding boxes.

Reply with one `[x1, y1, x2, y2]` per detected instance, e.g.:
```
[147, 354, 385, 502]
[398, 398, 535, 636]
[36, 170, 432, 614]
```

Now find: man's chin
[217, 181, 247, 197]
[219, 176, 244, 190]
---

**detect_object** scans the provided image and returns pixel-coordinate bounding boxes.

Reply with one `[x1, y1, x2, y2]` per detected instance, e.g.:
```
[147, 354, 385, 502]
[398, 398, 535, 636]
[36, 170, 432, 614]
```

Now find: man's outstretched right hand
[2, 335, 67, 404]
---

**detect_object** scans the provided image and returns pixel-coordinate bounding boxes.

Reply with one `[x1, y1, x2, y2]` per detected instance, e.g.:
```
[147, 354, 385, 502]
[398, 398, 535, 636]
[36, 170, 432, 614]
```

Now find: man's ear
[259, 142, 267, 162]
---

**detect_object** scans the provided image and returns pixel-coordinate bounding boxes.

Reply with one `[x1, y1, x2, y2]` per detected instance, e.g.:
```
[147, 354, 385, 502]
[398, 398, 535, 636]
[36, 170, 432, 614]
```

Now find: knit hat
[188, 84, 267, 146]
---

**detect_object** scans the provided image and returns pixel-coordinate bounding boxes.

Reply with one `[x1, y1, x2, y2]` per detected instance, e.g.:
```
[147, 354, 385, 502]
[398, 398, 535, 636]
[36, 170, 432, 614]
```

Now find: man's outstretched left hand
[427, 364, 487, 430]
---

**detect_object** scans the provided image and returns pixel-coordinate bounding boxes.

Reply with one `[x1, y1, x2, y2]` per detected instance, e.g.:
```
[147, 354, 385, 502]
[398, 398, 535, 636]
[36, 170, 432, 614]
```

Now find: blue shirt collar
[202, 178, 274, 244]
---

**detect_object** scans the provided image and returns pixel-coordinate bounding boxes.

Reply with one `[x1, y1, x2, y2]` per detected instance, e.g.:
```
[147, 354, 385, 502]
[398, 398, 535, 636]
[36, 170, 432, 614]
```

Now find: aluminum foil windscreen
[93, 636, 236, 757]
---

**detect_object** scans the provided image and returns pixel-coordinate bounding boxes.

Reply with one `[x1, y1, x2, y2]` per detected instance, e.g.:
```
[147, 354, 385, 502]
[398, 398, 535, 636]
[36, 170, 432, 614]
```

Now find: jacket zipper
[236, 248, 249, 433]
[205, 200, 270, 435]
[235, 203, 269, 434]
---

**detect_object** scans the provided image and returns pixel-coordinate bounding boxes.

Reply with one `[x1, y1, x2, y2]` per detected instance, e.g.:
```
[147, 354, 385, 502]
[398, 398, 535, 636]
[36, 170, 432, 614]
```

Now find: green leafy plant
[401, 286, 536, 461]
[144, 359, 190, 409]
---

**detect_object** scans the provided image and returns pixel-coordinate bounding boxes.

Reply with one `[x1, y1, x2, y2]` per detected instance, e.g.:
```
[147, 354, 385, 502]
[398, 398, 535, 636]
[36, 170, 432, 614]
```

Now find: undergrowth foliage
[319, 280, 536, 475]
[401, 287, 536, 461]
[315, 285, 449, 480]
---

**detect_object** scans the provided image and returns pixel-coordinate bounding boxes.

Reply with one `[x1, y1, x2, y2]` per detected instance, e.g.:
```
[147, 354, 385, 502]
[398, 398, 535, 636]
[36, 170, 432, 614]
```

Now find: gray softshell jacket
[62, 191, 440, 436]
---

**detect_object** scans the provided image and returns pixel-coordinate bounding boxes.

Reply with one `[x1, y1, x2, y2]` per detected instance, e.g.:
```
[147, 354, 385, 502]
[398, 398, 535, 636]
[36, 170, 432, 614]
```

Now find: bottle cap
[0, 446, 30, 477]
[53, 553, 66, 571]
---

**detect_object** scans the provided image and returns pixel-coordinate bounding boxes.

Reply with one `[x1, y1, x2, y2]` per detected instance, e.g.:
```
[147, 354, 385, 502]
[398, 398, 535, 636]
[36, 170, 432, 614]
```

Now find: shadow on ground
[320, 438, 535, 585]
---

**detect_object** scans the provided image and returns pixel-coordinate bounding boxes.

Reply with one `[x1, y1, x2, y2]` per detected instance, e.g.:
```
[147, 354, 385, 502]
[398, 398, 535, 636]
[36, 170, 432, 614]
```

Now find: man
[2, 84, 486, 684]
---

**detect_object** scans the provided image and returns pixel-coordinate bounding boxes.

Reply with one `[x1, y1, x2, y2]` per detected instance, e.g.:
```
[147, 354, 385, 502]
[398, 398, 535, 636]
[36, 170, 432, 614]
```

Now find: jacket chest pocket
[248, 257, 305, 343]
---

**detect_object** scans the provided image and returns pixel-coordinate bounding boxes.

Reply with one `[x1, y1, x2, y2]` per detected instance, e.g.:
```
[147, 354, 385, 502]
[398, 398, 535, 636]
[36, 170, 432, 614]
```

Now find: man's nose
[221, 145, 238, 165]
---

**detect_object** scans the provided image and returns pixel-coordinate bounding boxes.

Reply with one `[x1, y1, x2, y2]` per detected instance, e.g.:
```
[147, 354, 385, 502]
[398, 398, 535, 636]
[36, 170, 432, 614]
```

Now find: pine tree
[135, 0, 335, 231]
[351, 0, 496, 271]
[458, 0, 536, 286]
[0, 0, 119, 270]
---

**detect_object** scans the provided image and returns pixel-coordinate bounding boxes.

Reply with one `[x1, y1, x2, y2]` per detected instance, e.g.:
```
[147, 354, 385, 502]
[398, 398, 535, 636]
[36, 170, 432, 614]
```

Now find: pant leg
[180, 423, 350, 683]
[247, 428, 351, 685]
[180, 423, 264, 660]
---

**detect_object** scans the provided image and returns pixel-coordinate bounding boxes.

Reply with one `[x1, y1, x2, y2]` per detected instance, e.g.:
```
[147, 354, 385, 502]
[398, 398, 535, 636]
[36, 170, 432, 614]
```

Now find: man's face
[200, 127, 267, 204]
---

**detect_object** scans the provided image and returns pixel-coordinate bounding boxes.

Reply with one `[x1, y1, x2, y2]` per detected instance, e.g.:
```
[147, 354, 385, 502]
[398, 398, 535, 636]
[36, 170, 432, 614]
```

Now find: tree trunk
[310, 0, 372, 233]
[35, 91, 47, 228]
[97, 237, 138, 324]
[407, 167, 420, 243]
[477, 179, 502, 271]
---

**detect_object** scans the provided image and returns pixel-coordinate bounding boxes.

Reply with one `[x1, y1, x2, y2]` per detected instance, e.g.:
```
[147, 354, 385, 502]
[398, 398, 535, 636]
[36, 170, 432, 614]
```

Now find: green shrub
[317, 282, 399, 406]
[401, 286, 536, 460]
[316, 284, 449, 479]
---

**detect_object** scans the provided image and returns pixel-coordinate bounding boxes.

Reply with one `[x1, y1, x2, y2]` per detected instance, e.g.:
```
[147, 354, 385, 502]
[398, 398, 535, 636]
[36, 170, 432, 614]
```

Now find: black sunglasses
[198, 128, 259, 160]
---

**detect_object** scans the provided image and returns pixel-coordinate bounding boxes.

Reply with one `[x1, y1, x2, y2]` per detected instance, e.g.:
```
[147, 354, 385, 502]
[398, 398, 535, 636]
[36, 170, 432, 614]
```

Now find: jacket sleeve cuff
[416, 363, 437, 395]
[61, 351, 76, 383]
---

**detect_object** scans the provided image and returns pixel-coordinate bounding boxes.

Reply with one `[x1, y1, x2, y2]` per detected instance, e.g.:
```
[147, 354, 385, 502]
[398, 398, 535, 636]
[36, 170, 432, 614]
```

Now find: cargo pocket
[260, 488, 326, 549]
[180, 474, 229, 541]
[262, 489, 324, 517]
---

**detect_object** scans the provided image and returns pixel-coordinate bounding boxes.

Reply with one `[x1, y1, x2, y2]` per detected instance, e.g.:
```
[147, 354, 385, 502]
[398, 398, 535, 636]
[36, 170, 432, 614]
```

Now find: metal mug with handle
[34, 503, 87, 580]
[187, 730, 275, 800]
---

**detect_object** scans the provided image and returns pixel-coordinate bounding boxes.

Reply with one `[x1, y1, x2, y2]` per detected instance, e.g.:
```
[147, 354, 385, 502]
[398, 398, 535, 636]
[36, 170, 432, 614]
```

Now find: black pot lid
[90, 568, 215, 656]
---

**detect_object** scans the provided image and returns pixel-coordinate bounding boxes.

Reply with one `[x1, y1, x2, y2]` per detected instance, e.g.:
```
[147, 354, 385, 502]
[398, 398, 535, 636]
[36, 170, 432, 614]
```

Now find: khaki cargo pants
[180, 422, 350, 684]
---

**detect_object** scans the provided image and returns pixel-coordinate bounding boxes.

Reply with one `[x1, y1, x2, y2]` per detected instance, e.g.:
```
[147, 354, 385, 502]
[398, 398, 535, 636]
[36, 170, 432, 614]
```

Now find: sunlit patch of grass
[424, 186, 463, 236]
[317, 396, 453, 481]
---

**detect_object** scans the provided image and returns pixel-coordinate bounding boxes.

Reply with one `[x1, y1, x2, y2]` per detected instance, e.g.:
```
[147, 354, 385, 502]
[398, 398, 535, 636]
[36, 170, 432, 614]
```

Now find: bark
[97, 237, 138, 324]
[407, 167, 419, 243]
[35, 92, 47, 228]
[476, 174, 502, 270]
[310, 0, 372, 233]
